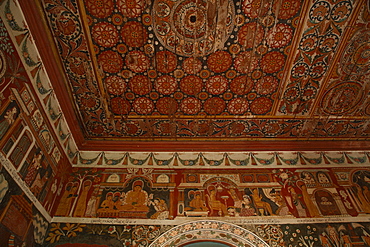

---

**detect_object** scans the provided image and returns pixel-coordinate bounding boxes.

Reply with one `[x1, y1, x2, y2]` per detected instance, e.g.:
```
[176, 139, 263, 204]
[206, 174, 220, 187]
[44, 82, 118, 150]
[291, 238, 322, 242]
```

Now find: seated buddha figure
[120, 181, 149, 212]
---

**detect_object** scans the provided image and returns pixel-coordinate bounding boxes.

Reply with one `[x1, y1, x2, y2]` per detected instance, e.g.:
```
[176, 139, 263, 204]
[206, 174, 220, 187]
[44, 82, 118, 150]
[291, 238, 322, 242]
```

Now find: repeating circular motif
[156, 97, 178, 115]
[250, 97, 272, 115]
[112, 14, 124, 25]
[86, 0, 114, 18]
[206, 75, 228, 95]
[322, 81, 363, 115]
[283, 86, 300, 102]
[111, 97, 131, 115]
[230, 75, 253, 95]
[291, 62, 309, 78]
[204, 97, 226, 115]
[331, 1, 352, 23]
[155, 51, 177, 73]
[106, 75, 126, 95]
[255, 76, 279, 95]
[133, 97, 154, 114]
[276, 0, 301, 19]
[267, 23, 293, 49]
[55, 11, 81, 40]
[243, 0, 270, 18]
[183, 57, 202, 74]
[309, 1, 330, 23]
[234, 51, 258, 74]
[228, 98, 249, 115]
[299, 33, 318, 52]
[152, 0, 235, 56]
[117, 0, 145, 18]
[155, 75, 177, 95]
[129, 75, 152, 95]
[238, 22, 264, 49]
[98, 51, 123, 73]
[181, 97, 201, 115]
[121, 21, 148, 48]
[92, 22, 118, 48]
[318, 33, 339, 53]
[180, 75, 203, 95]
[261, 51, 285, 74]
[309, 61, 327, 79]
[207, 51, 232, 73]
[125, 50, 150, 73]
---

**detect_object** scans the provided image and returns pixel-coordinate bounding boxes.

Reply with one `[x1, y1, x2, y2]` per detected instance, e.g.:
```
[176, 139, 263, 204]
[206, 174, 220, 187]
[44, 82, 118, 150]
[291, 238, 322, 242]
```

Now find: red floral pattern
[228, 98, 249, 115]
[106, 75, 126, 95]
[261, 51, 285, 74]
[111, 97, 131, 114]
[86, 0, 114, 18]
[117, 0, 145, 18]
[180, 75, 203, 96]
[234, 51, 258, 74]
[92, 22, 118, 48]
[276, 0, 301, 19]
[207, 51, 232, 73]
[125, 51, 149, 73]
[255, 76, 279, 95]
[250, 97, 273, 115]
[204, 97, 226, 115]
[98, 51, 123, 73]
[156, 97, 178, 115]
[155, 75, 177, 95]
[238, 22, 264, 49]
[155, 51, 177, 73]
[181, 97, 201, 115]
[183, 57, 202, 74]
[267, 23, 293, 49]
[129, 75, 152, 95]
[230, 75, 253, 95]
[121, 21, 148, 48]
[133, 97, 154, 114]
[206, 75, 228, 95]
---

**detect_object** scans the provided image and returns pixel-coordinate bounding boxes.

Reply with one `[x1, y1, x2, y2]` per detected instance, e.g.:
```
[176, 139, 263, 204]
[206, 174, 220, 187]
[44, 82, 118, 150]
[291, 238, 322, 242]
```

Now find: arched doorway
[149, 220, 269, 247]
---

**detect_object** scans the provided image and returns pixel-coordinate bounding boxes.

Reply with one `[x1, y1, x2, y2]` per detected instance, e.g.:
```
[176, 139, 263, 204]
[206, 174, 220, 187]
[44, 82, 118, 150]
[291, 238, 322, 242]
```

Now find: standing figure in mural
[73, 180, 91, 217]
[250, 188, 275, 216]
[24, 151, 42, 186]
[288, 187, 307, 217]
[120, 180, 149, 212]
[149, 197, 169, 219]
[228, 188, 243, 215]
[0, 107, 17, 139]
[30, 168, 51, 198]
[0, 171, 8, 203]
[297, 180, 321, 217]
[55, 183, 77, 216]
[353, 184, 370, 213]
[206, 186, 228, 216]
[187, 190, 208, 212]
[85, 195, 98, 217]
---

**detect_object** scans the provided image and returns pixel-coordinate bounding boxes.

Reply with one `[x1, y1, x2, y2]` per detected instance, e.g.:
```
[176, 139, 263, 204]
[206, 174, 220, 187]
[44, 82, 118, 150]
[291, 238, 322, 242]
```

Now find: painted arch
[149, 220, 269, 247]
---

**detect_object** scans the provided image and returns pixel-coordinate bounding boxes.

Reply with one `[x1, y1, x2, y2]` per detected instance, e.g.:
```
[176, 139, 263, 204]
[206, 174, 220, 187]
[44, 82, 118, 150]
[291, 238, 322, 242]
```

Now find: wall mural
[0, 164, 49, 247]
[52, 167, 370, 221]
[0, 7, 72, 246]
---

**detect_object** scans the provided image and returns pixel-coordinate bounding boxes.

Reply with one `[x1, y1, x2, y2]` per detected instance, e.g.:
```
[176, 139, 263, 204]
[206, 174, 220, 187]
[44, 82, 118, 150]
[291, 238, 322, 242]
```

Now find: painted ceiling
[19, 0, 370, 151]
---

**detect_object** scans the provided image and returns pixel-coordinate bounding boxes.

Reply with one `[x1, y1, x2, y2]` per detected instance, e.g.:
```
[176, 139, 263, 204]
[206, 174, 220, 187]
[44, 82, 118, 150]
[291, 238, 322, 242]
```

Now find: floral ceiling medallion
[152, 0, 235, 56]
